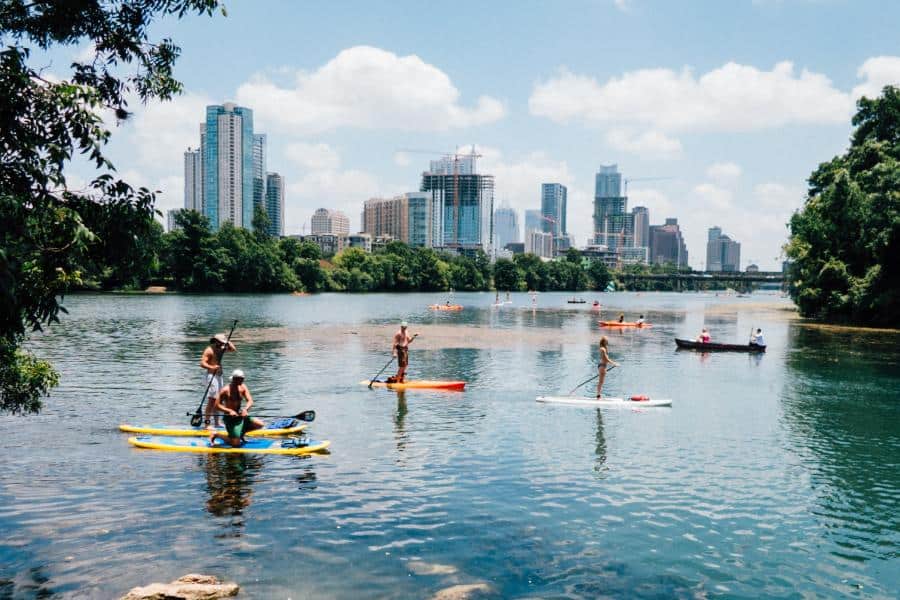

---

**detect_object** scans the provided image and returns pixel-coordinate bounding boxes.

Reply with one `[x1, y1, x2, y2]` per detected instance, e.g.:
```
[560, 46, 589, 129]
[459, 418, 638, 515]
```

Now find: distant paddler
[208, 369, 263, 447]
[200, 332, 237, 429]
[597, 336, 619, 399]
[387, 321, 417, 384]
[750, 328, 765, 347]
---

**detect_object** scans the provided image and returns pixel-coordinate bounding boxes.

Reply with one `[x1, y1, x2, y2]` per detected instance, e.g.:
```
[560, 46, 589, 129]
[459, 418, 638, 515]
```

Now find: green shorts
[224, 415, 251, 439]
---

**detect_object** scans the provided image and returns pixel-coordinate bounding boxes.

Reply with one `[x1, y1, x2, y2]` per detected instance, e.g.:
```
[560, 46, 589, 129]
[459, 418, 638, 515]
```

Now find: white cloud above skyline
[236, 46, 506, 135]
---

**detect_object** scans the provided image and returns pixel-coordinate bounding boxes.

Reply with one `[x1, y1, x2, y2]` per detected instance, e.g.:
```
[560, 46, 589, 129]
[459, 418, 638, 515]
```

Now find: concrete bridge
[618, 271, 785, 292]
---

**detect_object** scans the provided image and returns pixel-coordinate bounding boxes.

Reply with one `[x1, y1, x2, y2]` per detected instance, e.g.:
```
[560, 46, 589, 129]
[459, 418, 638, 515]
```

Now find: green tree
[514, 253, 546, 290]
[493, 258, 524, 291]
[0, 1, 221, 413]
[588, 260, 612, 291]
[786, 86, 900, 325]
[162, 210, 226, 291]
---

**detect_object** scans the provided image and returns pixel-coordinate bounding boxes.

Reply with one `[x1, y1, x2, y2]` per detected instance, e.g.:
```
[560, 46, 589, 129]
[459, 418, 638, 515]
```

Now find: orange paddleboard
[361, 380, 466, 391]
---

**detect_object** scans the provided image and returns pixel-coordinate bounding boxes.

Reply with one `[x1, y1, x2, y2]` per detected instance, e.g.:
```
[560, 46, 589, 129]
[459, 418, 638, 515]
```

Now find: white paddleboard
[536, 396, 672, 408]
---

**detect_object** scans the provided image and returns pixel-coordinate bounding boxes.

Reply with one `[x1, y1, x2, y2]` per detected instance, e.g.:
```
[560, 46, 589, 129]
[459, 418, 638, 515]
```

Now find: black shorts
[396, 347, 409, 368]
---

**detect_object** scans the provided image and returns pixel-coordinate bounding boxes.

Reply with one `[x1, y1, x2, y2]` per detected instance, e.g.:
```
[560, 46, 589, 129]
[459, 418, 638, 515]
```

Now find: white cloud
[613, 0, 631, 11]
[393, 152, 412, 167]
[693, 183, 733, 211]
[628, 188, 674, 217]
[285, 142, 340, 171]
[236, 46, 505, 135]
[127, 92, 211, 166]
[852, 56, 900, 100]
[530, 61, 854, 132]
[706, 161, 742, 183]
[606, 129, 682, 158]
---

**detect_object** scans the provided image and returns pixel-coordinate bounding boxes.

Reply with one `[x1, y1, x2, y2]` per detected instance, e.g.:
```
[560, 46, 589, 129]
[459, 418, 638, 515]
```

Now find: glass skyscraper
[203, 103, 256, 229]
[541, 183, 567, 237]
[593, 164, 629, 246]
[493, 203, 519, 249]
[421, 157, 494, 254]
[265, 172, 284, 237]
[253, 134, 267, 215]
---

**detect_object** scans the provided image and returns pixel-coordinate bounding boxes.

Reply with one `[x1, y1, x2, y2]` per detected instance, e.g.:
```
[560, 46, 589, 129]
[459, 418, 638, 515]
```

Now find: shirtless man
[200, 333, 236, 428]
[388, 321, 416, 383]
[209, 369, 263, 447]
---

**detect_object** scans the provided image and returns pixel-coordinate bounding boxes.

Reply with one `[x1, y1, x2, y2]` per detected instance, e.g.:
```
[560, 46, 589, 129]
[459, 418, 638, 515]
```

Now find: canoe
[675, 338, 766, 352]
[360, 379, 466, 391]
[119, 421, 307, 437]
[536, 396, 672, 407]
[567, 299, 586, 304]
[599, 321, 652, 328]
[128, 435, 330, 455]
[429, 304, 463, 311]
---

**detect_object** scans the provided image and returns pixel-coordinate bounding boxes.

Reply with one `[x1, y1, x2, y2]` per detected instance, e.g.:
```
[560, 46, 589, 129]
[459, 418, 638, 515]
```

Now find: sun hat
[231, 369, 245, 380]
[212, 333, 228, 344]
[400, 321, 408, 327]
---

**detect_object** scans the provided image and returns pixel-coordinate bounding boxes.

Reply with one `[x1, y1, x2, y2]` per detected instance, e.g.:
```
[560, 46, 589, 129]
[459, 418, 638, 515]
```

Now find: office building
[649, 218, 688, 267]
[405, 192, 432, 247]
[346, 233, 372, 252]
[265, 172, 284, 237]
[541, 183, 567, 237]
[421, 154, 494, 254]
[166, 209, 184, 233]
[363, 196, 407, 240]
[525, 229, 554, 259]
[311, 208, 350, 236]
[252, 134, 267, 214]
[524, 209, 542, 233]
[593, 164, 629, 247]
[494, 203, 520, 250]
[202, 102, 256, 229]
[183, 148, 202, 212]
[632, 206, 650, 248]
[706, 227, 741, 271]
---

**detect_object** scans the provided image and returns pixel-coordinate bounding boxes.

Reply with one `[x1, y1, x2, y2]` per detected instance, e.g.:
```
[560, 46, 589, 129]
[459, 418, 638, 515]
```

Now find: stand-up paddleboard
[536, 396, 672, 407]
[119, 420, 306, 437]
[128, 435, 330, 455]
[598, 321, 652, 328]
[429, 304, 463, 311]
[361, 379, 466, 391]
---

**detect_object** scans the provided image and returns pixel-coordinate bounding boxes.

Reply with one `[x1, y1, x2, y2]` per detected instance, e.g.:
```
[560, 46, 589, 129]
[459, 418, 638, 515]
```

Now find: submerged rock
[121, 574, 238, 600]
[431, 582, 494, 600]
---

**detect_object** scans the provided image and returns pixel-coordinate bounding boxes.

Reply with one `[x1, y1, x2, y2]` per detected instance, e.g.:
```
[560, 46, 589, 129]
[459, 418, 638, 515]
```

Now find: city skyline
[48, 1, 900, 270]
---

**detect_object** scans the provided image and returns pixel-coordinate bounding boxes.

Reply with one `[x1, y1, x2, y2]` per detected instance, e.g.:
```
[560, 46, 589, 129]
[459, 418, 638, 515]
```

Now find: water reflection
[203, 454, 262, 533]
[594, 409, 607, 474]
[394, 391, 408, 457]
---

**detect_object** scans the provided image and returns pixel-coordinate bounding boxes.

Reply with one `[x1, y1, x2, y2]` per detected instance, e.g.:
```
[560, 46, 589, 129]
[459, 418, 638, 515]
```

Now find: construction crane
[396, 146, 482, 247]
[623, 176, 674, 196]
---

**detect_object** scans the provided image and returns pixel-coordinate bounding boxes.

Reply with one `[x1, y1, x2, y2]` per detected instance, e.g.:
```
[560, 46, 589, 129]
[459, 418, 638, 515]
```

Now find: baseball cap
[231, 369, 245, 380]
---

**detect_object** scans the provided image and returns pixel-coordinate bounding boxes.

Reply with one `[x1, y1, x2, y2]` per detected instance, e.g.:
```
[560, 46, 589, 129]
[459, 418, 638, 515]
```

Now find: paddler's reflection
[394, 390, 408, 455]
[203, 454, 261, 523]
[594, 409, 607, 474]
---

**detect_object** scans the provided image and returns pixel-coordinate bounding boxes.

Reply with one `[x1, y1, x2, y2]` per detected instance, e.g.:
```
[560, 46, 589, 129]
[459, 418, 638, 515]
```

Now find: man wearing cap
[388, 321, 416, 383]
[209, 369, 263, 447]
[200, 333, 237, 429]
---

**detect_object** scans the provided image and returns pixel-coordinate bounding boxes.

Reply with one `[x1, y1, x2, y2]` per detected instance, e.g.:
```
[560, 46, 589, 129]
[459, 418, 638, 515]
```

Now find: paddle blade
[189, 413, 202, 427]
[295, 410, 316, 422]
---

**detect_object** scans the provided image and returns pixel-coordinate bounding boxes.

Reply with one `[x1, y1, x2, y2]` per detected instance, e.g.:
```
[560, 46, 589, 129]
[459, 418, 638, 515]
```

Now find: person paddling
[597, 336, 619, 399]
[388, 321, 416, 383]
[750, 328, 765, 346]
[617, 313, 625, 323]
[636, 314, 645, 325]
[209, 369, 262, 447]
[200, 333, 237, 429]
[697, 328, 711, 343]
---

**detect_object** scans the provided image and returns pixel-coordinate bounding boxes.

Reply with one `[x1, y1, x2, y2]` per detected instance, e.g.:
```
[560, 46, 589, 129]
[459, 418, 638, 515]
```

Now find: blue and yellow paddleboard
[128, 435, 330, 455]
[119, 421, 306, 437]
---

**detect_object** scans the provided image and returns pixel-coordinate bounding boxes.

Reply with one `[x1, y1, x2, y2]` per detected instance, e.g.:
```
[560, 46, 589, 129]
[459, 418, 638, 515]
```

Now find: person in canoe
[636, 314, 645, 325]
[388, 321, 416, 383]
[209, 369, 263, 447]
[617, 313, 625, 323]
[200, 332, 237, 429]
[696, 328, 711, 343]
[597, 336, 619, 399]
[750, 328, 765, 347]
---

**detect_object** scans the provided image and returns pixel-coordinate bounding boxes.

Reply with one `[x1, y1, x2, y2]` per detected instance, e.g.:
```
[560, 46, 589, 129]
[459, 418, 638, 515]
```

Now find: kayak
[599, 321, 652, 328]
[675, 338, 766, 352]
[118, 421, 307, 437]
[429, 304, 463, 311]
[128, 435, 331, 455]
[536, 396, 672, 407]
[360, 379, 466, 391]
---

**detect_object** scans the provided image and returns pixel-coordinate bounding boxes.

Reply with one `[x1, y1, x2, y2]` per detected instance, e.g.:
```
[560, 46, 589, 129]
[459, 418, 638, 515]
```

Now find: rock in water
[121, 574, 238, 600]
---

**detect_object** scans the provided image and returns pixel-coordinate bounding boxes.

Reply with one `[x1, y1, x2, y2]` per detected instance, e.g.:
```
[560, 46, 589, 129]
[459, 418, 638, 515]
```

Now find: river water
[1, 291, 898, 598]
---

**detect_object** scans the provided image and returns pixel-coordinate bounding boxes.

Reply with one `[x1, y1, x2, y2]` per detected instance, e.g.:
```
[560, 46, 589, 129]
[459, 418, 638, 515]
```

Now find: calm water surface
[1, 291, 898, 598]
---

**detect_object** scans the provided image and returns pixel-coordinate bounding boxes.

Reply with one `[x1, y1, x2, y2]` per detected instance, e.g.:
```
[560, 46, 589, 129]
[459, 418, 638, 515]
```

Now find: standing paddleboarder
[209, 369, 263, 447]
[200, 333, 237, 429]
[388, 321, 416, 383]
[597, 336, 619, 399]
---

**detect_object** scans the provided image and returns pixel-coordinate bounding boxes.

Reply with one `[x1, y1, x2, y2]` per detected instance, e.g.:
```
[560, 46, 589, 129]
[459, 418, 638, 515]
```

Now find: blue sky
[57, 0, 900, 269]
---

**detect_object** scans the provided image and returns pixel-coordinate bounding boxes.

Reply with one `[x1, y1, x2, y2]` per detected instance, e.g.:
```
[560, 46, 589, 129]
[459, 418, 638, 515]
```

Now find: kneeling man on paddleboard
[209, 369, 263, 447]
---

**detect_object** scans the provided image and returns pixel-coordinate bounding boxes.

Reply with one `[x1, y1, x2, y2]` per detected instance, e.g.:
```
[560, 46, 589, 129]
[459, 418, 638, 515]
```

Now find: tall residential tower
[203, 102, 255, 229]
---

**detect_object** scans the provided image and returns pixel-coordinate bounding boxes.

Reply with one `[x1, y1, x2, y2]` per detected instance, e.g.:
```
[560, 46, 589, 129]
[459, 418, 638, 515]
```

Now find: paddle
[567, 365, 616, 396]
[189, 319, 238, 427]
[368, 333, 418, 388]
[188, 409, 316, 422]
